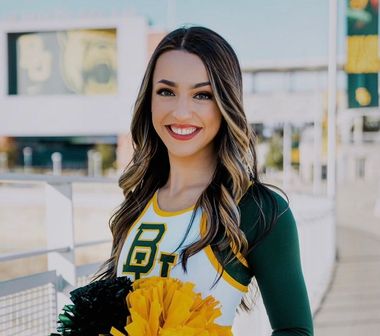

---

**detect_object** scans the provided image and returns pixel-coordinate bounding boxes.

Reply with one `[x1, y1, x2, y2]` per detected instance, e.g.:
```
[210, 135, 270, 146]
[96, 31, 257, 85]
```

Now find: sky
[0, 0, 346, 67]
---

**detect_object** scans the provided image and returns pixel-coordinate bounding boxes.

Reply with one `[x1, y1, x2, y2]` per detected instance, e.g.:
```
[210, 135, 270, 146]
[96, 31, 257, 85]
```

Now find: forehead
[153, 50, 209, 84]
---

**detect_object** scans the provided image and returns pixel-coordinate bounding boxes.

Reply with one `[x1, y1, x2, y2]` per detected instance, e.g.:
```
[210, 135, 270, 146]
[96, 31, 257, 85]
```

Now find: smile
[166, 125, 201, 140]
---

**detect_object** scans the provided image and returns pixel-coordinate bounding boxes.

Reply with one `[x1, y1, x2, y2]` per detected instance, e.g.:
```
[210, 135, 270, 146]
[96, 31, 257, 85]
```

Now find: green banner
[346, 0, 379, 108]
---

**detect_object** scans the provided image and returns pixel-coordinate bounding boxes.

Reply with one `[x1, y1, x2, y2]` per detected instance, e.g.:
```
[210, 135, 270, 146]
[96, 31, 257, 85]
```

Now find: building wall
[0, 15, 147, 136]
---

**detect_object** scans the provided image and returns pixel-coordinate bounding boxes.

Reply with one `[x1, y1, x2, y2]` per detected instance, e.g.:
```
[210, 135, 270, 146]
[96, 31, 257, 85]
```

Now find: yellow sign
[350, 0, 369, 10]
[345, 35, 380, 73]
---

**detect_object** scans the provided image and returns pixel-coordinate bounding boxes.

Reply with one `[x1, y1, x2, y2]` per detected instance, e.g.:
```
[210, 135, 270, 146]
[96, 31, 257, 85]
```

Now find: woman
[98, 26, 313, 335]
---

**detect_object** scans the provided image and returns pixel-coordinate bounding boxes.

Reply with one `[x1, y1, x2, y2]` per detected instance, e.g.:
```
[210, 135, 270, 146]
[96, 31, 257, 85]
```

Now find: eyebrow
[157, 79, 211, 89]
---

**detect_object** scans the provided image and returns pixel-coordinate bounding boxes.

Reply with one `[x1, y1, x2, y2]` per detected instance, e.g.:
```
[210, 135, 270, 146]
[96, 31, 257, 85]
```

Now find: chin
[167, 149, 200, 159]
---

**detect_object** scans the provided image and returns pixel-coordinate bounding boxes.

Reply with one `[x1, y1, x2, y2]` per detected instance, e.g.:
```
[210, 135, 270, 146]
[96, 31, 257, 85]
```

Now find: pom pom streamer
[51, 277, 133, 335]
[51, 276, 232, 336]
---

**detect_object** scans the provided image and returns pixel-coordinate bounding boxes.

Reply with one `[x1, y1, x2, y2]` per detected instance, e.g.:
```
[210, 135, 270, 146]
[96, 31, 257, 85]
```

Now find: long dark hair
[95, 26, 285, 309]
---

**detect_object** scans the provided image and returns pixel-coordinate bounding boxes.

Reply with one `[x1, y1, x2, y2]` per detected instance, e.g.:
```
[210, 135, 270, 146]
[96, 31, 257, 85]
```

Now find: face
[151, 50, 222, 161]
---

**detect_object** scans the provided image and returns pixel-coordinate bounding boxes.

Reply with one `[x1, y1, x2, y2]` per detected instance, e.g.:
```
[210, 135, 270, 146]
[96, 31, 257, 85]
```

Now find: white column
[45, 182, 75, 310]
[353, 116, 363, 144]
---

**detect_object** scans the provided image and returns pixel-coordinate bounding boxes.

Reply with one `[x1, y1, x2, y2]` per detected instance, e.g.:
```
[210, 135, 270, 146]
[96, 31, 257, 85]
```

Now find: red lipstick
[166, 125, 201, 141]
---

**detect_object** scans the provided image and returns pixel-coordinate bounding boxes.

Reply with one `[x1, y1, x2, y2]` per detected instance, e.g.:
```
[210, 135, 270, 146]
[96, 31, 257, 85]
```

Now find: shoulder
[238, 183, 294, 248]
[239, 183, 289, 214]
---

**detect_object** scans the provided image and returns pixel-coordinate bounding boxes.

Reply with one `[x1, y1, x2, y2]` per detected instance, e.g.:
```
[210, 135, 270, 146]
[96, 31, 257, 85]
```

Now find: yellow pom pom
[123, 277, 232, 336]
[109, 326, 127, 336]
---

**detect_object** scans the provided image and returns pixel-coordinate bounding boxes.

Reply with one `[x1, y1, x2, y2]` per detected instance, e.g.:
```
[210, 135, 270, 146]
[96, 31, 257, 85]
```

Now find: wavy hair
[95, 26, 283, 309]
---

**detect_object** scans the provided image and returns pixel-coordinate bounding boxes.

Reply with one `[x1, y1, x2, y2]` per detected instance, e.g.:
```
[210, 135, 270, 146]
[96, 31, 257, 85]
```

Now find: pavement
[314, 180, 380, 336]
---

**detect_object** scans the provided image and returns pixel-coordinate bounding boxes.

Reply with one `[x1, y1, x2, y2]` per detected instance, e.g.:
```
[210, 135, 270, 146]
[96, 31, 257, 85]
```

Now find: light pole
[327, 0, 338, 199]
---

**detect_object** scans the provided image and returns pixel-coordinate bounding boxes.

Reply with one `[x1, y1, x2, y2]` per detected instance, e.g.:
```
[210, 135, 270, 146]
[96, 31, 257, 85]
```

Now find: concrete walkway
[314, 180, 380, 336]
[314, 226, 380, 335]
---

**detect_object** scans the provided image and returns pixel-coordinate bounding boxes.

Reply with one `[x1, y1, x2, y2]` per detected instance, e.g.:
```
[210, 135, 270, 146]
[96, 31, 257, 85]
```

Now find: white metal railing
[0, 239, 111, 263]
[0, 173, 336, 336]
[0, 173, 115, 304]
[0, 173, 117, 335]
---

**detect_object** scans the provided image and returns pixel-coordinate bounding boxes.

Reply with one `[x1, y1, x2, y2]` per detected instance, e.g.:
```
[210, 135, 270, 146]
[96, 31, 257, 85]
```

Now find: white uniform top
[117, 191, 249, 326]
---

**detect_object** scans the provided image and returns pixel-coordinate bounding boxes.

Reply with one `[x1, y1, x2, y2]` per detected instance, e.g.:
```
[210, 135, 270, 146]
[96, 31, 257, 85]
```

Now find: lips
[166, 125, 201, 140]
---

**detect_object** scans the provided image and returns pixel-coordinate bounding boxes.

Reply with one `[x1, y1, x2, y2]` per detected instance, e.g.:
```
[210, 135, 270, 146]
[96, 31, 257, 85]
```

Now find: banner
[8, 29, 117, 96]
[346, 0, 379, 108]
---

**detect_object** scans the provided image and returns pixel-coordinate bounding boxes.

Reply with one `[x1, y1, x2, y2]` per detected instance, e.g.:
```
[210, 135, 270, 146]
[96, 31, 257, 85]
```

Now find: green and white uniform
[117, 186, 314, 335]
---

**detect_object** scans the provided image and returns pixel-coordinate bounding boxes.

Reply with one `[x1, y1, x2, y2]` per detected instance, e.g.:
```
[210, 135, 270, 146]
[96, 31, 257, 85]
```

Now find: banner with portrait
[8, 28, 117, 95]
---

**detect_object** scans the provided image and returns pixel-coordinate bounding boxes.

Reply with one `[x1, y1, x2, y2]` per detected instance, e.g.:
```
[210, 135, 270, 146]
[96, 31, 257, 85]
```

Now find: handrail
[0, 246, 71, 262]
[0, 239, 112, 262]
[75, 238, 112, 248]
[0, 172, 117, 183]
[0, 270, 58, 297]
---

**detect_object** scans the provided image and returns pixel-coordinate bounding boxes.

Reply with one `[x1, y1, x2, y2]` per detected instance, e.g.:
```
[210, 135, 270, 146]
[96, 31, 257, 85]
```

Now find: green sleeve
[245, 191, 314, 336]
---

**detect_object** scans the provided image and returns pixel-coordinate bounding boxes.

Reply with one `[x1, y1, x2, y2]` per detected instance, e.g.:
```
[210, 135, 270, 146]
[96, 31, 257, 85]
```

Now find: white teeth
[170, 126, 197, 135]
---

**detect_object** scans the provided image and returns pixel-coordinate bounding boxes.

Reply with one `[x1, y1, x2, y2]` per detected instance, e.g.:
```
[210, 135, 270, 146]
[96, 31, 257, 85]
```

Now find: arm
[247, 198, 314, 336]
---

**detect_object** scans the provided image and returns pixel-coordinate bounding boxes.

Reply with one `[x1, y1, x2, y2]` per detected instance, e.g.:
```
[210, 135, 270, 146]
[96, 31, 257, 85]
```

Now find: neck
[163, 151, 217, 196]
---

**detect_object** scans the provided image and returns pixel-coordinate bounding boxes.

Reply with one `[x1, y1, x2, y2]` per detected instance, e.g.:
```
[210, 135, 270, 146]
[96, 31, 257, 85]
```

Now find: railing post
[87, 149, 95, 176]
[23, 147, 33, 173]
[93, 151, 103, 177]
[0, 152, 8, 172]
[51, 152, 62, 176]
[45, 181, 76, 309]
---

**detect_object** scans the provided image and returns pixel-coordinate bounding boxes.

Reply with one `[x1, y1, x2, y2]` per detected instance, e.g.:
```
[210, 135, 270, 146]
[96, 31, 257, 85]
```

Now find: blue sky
[0, 0, 346, 67]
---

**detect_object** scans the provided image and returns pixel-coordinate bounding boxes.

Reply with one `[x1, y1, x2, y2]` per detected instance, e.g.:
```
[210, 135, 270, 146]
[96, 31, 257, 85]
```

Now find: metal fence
[0, 271, 58, 336]
[0, 264, 102, 336]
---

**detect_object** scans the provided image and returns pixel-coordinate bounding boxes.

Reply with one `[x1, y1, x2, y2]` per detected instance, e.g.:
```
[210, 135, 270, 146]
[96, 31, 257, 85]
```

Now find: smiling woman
[94, 26, 314, 335]
[152, 50, 221, 161]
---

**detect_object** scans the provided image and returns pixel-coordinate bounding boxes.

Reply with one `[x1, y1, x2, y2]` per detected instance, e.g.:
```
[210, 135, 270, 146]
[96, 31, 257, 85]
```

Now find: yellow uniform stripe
[200, 214, 249, 293]
[152, 190, 195, 217]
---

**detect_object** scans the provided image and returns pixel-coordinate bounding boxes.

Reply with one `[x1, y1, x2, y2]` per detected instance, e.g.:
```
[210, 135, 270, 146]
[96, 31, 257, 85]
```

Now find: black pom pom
[54, 277, 133, 335]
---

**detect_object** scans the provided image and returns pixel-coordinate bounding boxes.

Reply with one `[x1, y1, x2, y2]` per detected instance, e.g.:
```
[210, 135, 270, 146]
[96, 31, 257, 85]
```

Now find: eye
[194, 92, 213, 100]
[156, 88, 174, 97]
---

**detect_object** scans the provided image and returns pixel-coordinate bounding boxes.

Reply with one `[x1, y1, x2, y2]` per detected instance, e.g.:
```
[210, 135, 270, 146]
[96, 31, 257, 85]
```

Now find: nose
[172, 96, 192, 121]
